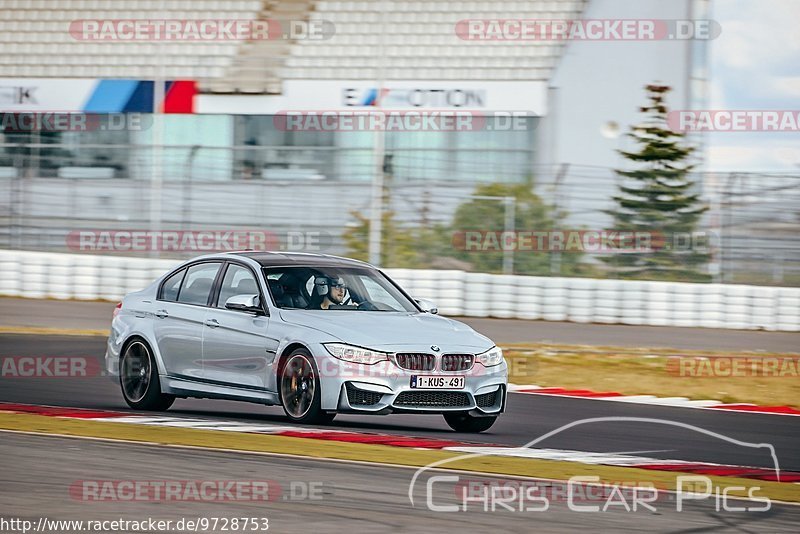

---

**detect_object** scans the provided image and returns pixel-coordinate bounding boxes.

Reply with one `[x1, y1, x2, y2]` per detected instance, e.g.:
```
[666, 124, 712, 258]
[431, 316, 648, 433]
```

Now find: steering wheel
[357, 301, 378, 311]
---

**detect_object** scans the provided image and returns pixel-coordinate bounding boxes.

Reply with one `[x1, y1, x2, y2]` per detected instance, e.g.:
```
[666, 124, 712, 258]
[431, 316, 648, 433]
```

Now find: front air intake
[345, 383, 384, 406]
[394, 391, 470, 408]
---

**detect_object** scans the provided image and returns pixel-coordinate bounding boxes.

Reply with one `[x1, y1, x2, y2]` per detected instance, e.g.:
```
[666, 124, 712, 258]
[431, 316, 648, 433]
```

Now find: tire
[119, 339, 175, 411]
[443, 412, 497, 433]
[279, 348, 335, 425]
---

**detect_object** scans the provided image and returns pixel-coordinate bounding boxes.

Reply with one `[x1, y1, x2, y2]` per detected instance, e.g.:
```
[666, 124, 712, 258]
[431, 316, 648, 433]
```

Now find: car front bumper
[314, 354, 508, 415]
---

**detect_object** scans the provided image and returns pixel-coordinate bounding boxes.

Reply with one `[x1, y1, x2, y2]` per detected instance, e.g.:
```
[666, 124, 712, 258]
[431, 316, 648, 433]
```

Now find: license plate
[410, 375, 465, 389]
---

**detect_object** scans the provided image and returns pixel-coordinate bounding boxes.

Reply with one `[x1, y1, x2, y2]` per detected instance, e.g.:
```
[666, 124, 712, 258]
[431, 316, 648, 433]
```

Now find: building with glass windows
[0, 0, 710, 254]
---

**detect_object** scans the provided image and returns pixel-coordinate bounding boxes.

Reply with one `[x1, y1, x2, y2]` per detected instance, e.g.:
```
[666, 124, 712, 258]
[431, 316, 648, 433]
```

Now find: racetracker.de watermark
[0, 356, 100, 378]
[452, 230, 715, 253]
[69, 480, 324, 502]
[69, 19, 335, 41]
[455, 19, 721, 41]
[668, 110, 800, 132]
[282, 354, 517, 380]
[273, 111, 537, 132]
[1, 112, 150, 133]
[66, 230, 333, 253]
[667, 356, 800, 377]
[68, 230, 277, 253]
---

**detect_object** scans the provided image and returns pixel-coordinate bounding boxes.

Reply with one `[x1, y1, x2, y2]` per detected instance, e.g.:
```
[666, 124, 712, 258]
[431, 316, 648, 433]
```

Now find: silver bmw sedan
[105, 251, 507, 432]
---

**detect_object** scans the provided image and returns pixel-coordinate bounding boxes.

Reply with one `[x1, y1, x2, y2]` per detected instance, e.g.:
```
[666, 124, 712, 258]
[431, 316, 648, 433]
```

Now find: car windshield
[263, 266, 419, 312]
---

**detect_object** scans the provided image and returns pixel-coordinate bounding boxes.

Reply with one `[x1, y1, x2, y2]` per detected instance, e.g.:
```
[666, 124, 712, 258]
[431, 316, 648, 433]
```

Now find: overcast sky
[708, 0, 800, 172]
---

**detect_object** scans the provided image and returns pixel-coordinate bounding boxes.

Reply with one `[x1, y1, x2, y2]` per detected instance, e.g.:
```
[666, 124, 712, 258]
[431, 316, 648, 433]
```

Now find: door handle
[204, 318, 220, 328]
[154, 309, 169, 319]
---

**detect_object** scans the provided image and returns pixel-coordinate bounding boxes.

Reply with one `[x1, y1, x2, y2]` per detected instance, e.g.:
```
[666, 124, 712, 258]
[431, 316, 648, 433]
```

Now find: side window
[217, 264, 260, 308]
[177, 262, 221, 306]
[160, 268, 186, 302]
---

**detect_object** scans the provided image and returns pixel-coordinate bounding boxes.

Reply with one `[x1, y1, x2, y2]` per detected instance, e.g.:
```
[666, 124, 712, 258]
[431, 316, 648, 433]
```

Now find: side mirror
[225, 294, 263, 314]
[415, 298, 438, 315]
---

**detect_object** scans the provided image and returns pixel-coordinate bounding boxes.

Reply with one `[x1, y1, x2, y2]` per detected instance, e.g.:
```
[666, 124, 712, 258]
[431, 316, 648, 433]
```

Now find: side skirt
[162, 376, 280, 406]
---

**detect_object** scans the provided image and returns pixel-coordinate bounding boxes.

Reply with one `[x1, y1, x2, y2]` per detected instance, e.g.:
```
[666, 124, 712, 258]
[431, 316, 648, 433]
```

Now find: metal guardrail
[1, 143, 799, 285]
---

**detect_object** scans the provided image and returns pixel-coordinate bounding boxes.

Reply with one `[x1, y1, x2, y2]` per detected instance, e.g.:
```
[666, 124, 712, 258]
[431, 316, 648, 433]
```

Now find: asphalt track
[1, 334, 798, 473]
[1, 433, 798, 533]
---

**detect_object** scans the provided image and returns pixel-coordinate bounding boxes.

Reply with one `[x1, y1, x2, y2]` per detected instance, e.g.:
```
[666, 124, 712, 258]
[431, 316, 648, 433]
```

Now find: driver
[314, 276, 351, 310]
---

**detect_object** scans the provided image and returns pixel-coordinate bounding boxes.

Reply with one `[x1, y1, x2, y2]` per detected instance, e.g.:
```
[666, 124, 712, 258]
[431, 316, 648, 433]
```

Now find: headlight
[476, 346, 503, 367]
[324, 343, 389, 365]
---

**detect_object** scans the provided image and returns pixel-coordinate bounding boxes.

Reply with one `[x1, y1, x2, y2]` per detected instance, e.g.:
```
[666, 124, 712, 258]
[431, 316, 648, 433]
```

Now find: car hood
[278, 310, 494, 352]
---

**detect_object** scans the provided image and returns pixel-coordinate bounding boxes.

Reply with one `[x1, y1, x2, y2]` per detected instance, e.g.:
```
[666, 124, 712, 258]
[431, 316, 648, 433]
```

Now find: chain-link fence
[1, 142, 798, 286]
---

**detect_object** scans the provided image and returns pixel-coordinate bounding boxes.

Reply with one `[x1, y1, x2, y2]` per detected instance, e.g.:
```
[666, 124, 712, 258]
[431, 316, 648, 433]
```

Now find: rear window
[160, 268, 186, 302]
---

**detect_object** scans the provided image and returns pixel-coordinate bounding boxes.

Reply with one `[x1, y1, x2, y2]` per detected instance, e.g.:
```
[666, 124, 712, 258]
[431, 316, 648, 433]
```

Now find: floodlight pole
[502, 196, 515, 274]
[470, 194, 516, 275]
[150, 73, 165, 258]
[367, 0, 388, 266]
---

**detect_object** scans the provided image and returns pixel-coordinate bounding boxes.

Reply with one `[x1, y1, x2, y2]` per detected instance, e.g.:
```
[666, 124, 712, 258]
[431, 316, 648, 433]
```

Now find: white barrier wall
[1, 250, 798, 331]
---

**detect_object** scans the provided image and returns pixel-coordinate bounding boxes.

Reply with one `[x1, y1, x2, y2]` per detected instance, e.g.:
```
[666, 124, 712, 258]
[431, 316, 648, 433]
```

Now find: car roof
[228, 251, 374, 269]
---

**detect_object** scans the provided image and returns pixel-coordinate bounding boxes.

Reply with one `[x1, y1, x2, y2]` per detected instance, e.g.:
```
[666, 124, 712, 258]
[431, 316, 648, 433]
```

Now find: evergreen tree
[602, 84, 711, 282]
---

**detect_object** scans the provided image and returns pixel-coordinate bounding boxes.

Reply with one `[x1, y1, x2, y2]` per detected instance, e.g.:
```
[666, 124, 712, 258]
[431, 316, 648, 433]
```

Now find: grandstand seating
[0, 0, 587, 93]
[0, 0, 262, 79]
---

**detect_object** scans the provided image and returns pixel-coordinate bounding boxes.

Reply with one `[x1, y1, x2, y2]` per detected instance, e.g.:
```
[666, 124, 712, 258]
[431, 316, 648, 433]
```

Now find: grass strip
[503, 344, 800, 408]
